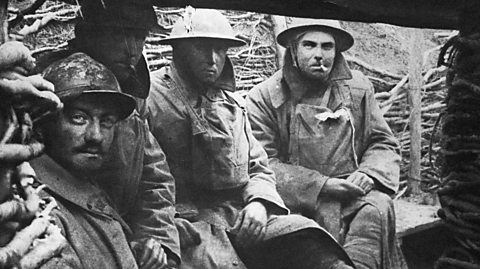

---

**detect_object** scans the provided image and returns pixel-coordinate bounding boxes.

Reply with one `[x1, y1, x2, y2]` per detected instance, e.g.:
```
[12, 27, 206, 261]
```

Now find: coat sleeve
[246, 84, 329, 217]
[39, 210, 82, 268]
[126, 124, 181, 263]
[242, 116, 289, 215]
[354, 78, 401, 194]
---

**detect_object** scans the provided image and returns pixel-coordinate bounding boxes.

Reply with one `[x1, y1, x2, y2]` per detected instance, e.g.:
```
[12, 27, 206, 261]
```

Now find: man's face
[82, 27, 147, 81]
[175, 39, 228, 85]
[44, 94, 120, 176]
[295, 31, 336, 81]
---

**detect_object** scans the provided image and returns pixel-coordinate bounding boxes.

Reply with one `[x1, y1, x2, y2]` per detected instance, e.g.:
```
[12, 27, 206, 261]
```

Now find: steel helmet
[159, 7, 246, 47]
[78, 0, 161, 32]
[277, 18, 354, 52]
[42, 52, 136, 120]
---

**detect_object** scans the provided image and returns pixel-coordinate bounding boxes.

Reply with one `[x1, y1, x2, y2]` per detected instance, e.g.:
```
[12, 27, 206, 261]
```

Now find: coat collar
[271, 50, 352, 109]
[30, 154, 120, 219]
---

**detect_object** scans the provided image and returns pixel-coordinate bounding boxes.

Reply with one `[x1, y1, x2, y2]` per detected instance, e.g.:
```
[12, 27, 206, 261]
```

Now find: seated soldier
[147, 8, 354, 269]
[246, 18, 407, 269]
[31, 52, 139, 268]
[35, 1, 180, 267]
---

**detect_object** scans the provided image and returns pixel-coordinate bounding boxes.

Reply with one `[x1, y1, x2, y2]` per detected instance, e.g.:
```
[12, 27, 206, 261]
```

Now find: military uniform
[247, 50, 406, 268]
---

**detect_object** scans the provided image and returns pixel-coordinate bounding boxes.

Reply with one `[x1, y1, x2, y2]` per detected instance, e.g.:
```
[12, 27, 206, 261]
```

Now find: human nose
[85, 120, 103, 144]
[313, 47, 324, 61]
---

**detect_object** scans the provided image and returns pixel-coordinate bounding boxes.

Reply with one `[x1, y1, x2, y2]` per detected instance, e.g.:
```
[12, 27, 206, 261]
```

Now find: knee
[347, 204, 383, 240]
[365, 190, 394, 215]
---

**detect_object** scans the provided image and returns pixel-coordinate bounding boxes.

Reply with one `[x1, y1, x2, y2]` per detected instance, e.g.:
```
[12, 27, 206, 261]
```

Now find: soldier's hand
[130, 238, 171, 269]
[345, 171, 374, 194]
[233, 200, 267, 247]
[0, 41, 35, 72]
[321, 177, 365, 201]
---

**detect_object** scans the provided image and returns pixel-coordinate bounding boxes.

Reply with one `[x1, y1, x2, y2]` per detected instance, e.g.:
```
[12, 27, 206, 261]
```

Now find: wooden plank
[407, 29, 424, 195]
[153, 0, 472, 29]
[394, 199, 442, 238]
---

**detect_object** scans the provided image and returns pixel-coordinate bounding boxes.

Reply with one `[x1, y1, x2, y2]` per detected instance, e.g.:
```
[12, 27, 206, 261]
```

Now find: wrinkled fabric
[31, 155, 138, 269]
[246, 51, 406, 269]
[147, 60, 351, 268]
[98, 112, 180, 260]
[36, 49, 180, 262]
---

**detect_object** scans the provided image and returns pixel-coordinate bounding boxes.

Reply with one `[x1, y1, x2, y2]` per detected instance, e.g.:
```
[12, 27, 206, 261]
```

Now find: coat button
[232, 261, 239, 266]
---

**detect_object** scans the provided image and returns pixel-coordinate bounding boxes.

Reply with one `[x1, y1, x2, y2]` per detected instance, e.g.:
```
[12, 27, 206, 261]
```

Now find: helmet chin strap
[288, 30, 309, 69]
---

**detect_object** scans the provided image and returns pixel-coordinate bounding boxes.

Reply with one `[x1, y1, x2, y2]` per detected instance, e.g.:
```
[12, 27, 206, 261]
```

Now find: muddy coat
[246, 52, 406, 269]
[31, 155, 138, 269]
[36, 49, 180, 262]
[147, 59, 346, 268]
[98, 110, 180, 261]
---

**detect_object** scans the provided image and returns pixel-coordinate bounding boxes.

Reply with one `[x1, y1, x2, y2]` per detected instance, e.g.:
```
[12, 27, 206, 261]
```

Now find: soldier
[246, 18, 407, 269]
[147, 8, 354, 269]
[32, 52, 138, 268]
[35, 1, 180, 268]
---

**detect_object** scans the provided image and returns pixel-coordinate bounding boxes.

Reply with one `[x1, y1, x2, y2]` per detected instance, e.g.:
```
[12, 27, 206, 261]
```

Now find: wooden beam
[407, 29, 424, 195]
[0, 0, 8, 43]
[152, 0, 474, 29]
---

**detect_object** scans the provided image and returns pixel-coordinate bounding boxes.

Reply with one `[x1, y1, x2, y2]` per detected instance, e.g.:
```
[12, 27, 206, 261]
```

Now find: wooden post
[0, 0, 8, 43]
[271, 15, 286, 68]
[407, 28, 424, 194]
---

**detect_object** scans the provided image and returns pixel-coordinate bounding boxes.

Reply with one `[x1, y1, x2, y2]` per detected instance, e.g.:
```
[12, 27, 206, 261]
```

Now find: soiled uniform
[31, 155, 138, 269]
[246, 52, 407, 269]
[147, 58, 349, 269]
[36, 49, 180, 261]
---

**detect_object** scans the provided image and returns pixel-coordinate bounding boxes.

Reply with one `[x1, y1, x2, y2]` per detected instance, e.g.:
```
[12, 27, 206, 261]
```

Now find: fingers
[0, 41, 35, 71]
[139, 239, 154, 267]
[134, 239, 169, 269]
[342, 180, 365, 198]
[26, 75, 55, 92]
[142, 240, 166, 269]
[234, 202, 268, 247]
[235, 211, 252, 246]
[232, 209, 245, 233]
[347, 172, 374, 194]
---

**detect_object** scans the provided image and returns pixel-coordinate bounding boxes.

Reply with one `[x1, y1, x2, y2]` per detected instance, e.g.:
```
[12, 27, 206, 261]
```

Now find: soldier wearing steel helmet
[246, 18, 407, 269]
[36, 2, 181, 268]
[31, 52, 138, 268]
[147, 8, 355, 269]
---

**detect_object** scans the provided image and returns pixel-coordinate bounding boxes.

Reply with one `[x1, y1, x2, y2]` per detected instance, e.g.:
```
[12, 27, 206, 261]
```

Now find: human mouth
[77, 147, 103, 157]
[312, 64, 328, 72]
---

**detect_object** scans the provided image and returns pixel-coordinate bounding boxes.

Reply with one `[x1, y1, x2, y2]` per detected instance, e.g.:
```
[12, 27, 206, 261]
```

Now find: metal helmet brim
[42, 52, 136, 120]
[277, 18, 354, 52]
[158, 7, 246, 48]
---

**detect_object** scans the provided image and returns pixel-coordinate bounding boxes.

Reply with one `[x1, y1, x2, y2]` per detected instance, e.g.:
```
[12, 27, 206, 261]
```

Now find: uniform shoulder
[248, 70, 283, 101]
[347, 70, 374, 92]
[150, 67, 171, 89]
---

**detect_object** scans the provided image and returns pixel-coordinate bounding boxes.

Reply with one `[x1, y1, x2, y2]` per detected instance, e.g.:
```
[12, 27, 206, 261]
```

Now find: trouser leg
[234, 229, 354, 269]
[343, 204, 382, 269]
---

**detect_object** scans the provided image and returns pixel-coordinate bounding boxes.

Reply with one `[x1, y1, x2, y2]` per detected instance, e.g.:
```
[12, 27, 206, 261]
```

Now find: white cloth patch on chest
[314, 107, 350, 122]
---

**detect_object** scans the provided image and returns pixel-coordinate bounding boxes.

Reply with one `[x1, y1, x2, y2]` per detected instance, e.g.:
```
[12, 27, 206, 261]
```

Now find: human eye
[69, 111, 88, 125]
[100, 116, 118, 129]
[301, 41, 315, 49]
[322, 42, 335, 50]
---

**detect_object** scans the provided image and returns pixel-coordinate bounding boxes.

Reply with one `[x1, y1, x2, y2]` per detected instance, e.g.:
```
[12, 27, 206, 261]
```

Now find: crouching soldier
[147, 8, 354, 269]
[246, 18, 407, 269]
[31, 52, 140, 268]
